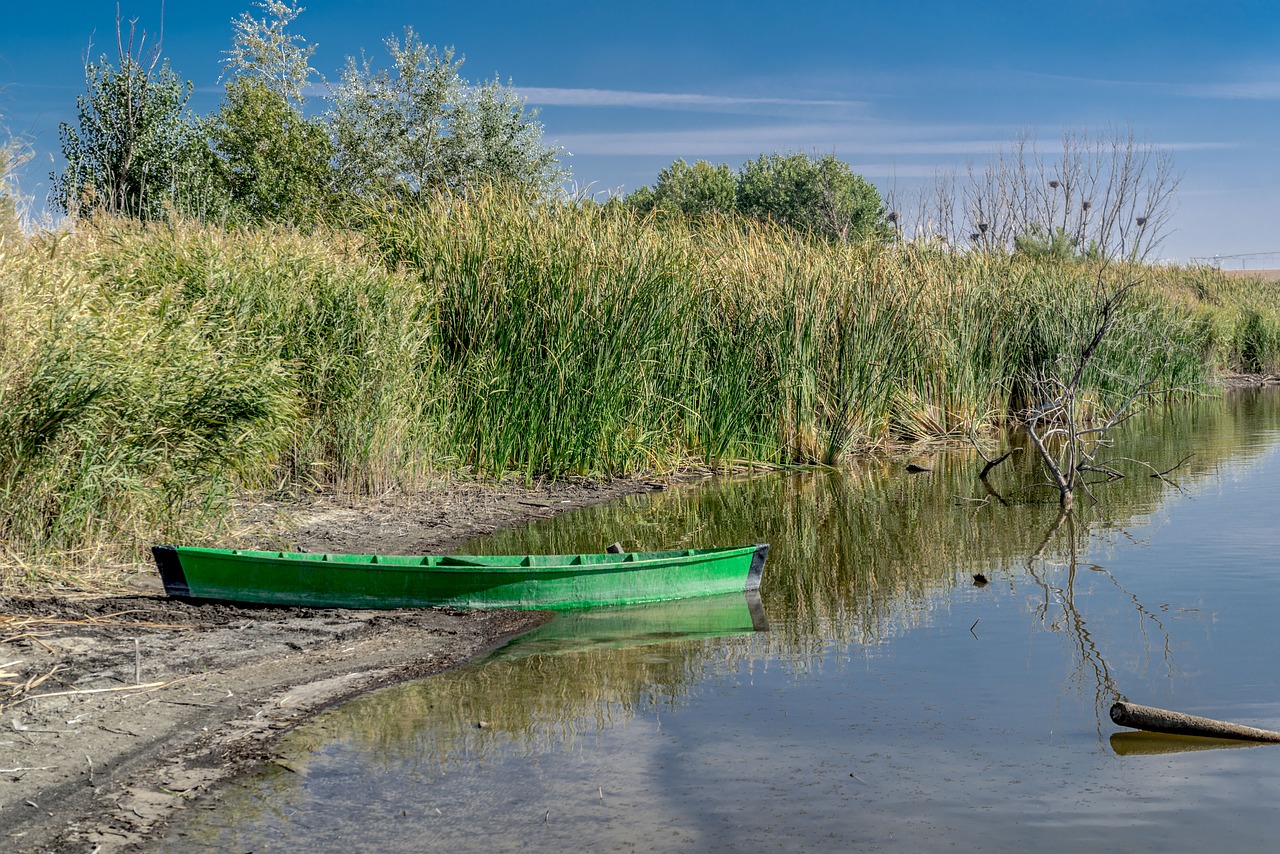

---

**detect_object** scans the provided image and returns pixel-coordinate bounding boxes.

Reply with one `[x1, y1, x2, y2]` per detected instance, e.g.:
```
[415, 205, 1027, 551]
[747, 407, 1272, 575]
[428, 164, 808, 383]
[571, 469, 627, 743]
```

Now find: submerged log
[1110, 702, 1280, 743]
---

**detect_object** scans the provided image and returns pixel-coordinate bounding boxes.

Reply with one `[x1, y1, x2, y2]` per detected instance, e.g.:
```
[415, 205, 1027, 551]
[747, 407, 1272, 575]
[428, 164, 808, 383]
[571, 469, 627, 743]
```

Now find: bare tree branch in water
[1023, 511, 1175, 729]
[1017, 276, 1181, 509]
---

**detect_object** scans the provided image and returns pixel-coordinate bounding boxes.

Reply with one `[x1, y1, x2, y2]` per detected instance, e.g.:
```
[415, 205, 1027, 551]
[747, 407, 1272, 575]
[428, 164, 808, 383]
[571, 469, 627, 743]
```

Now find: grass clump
[0, 231, 294, 575]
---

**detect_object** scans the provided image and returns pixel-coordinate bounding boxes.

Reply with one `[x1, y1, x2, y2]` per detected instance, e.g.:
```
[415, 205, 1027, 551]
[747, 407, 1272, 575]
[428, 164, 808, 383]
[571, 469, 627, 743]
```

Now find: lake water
[159, 388, 1280, 852]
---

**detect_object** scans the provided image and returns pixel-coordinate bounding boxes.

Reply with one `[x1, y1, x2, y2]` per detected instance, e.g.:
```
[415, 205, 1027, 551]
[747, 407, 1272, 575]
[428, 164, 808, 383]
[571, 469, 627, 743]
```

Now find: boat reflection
[488, 591, 767, 661]
[278, 590, 768, 766]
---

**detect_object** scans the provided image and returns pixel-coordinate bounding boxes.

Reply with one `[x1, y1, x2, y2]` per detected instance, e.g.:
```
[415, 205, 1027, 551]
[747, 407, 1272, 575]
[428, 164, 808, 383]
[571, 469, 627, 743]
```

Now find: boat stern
[746, 544, 769, 591]
[151, 545, 190, 597]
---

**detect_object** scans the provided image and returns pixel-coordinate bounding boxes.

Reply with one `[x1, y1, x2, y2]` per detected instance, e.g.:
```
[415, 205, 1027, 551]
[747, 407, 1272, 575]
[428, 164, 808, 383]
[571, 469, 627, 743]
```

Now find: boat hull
[152, 544, 769, 610]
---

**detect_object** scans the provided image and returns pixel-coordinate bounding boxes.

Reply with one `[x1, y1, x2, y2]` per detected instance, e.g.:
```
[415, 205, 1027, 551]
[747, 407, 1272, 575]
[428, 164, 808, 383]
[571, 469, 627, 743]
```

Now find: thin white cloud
[561, 124, 1035, 158]
[1157, 141, 1238, 152]
[558, 122, 1234, 165]
[1180, 80, 1280, 100]
[1019, 68, 1280, 102]
[516, 86, 868, 112]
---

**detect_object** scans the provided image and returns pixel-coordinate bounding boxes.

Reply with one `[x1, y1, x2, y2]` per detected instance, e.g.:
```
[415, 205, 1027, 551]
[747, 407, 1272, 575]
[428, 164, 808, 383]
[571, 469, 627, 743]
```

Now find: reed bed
[1, 190, 1277, 573]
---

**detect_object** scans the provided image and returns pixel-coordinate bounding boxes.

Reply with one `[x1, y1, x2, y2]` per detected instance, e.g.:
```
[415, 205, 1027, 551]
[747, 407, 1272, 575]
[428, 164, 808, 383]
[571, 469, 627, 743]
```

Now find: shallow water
[159, 389, 1280, 852]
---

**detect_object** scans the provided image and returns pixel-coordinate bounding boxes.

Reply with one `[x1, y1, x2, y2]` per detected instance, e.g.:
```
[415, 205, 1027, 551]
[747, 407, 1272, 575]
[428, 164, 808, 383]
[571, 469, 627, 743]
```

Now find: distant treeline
[23, 3, 1173, 263]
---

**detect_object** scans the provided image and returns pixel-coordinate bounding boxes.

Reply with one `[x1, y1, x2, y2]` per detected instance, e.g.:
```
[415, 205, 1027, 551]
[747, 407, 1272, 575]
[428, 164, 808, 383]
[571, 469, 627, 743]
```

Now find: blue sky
[1, 1, 1277, 263]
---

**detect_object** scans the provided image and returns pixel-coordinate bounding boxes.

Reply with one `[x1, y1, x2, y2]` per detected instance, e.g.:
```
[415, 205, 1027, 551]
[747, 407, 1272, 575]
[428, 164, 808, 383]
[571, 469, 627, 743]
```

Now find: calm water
[160, 389, 1280, 852]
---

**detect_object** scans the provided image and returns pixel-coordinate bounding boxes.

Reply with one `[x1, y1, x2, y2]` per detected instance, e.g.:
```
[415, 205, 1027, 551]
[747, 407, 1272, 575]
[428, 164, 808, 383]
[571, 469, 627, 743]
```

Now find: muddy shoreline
[1, 475, 683, 853]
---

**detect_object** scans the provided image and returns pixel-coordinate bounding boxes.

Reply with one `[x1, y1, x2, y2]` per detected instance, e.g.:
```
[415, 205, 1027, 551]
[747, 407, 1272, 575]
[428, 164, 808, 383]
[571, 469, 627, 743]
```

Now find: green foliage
[636, 159, 738, 219]
[206, 77, 335, 224]
[630, 152, 891, 243]
[1012, 225, 1099, 262]
[223, 0, 316, 107]
[207, 2, 333, 224]
[6, 192, 1277, 571]
[53, 26, 214, 220]
[0, 229, 295, 560]
[1234, 309, 1280, 374]
[622, 185, 656, 214]
[328, 28, 565, 201]
[736, 152, 891, 243]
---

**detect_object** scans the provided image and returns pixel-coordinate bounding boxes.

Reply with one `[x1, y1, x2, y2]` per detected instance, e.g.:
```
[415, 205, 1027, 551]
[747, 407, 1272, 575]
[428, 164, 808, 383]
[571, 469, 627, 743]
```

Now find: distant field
[1223, 269, 1280, 282]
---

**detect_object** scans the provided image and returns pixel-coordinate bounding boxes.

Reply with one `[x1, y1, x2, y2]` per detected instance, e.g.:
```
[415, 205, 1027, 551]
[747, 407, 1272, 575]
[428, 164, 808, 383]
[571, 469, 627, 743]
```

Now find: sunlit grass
[1, 190, 1277, 577]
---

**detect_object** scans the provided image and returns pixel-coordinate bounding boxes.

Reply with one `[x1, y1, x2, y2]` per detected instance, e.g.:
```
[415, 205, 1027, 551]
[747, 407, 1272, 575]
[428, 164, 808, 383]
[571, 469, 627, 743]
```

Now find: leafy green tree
[206, 78, 335, 224]
[736, 152, 890, 243]
[621, 184, 656, 215]
[224, 0, 315, 107]
[207, 1, 334, 223]
[636, 158, 737, 218]
[53, 20, 212, 219]
[328, 27, 565, 200]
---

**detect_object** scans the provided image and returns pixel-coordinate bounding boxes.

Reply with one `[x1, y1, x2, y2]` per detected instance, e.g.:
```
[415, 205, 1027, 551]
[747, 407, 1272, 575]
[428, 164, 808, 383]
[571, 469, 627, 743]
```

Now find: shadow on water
[159, 389, 1280, 851]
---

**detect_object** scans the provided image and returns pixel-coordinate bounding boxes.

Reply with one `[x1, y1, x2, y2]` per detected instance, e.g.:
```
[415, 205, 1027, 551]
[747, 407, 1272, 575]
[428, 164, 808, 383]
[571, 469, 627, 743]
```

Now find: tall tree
[328, 28, 565, 200]
[737, 152, 891, 243]
[53, 17, 211, 220]
[206, 78, 335, 224]
[892, 128, 1181, 261]
[224, 0, 315, 108]
[631, 158, 737, 218]
[207, 1, 334, 224]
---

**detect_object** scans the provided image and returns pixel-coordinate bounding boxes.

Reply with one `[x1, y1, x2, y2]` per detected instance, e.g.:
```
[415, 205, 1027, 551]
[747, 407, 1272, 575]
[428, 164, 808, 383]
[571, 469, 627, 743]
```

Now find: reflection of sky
[157, 390, 1280, 852]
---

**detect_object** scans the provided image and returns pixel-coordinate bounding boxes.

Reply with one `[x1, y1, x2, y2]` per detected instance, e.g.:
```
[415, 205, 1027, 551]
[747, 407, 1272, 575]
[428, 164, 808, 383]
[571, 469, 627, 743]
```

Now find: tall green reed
[1, 191, 1274, 575]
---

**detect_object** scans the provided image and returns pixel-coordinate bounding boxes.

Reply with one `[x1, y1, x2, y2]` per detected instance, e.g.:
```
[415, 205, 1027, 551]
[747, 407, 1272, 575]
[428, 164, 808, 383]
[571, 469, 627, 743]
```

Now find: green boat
[151, 543, 769, 610]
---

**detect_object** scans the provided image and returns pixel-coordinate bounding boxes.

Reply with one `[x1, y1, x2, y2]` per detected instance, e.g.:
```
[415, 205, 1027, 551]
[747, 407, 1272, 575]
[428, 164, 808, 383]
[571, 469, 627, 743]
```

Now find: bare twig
[978, 449, 1019, 480]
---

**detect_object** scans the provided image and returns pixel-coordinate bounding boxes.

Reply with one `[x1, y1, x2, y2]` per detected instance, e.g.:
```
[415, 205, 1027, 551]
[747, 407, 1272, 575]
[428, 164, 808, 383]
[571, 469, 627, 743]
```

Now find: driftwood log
[1110, 701, 1280, 743]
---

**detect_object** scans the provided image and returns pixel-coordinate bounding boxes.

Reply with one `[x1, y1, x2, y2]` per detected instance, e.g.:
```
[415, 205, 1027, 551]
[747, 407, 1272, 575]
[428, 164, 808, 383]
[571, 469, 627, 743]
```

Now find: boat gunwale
[159, 544, 765, 578]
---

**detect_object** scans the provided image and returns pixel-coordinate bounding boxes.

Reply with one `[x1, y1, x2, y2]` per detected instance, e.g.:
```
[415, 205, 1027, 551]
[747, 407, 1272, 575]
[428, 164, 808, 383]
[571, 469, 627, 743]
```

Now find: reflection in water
[1109, 732, 1266, 756]
[282, 594, 767, 771]
[159, 389, 1280, 852]
[490, 591, 767, 661]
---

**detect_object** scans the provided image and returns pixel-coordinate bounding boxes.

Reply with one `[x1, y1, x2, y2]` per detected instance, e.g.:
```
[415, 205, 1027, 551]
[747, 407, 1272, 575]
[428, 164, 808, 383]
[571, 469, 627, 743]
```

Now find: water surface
[160, 389, 1280, 852]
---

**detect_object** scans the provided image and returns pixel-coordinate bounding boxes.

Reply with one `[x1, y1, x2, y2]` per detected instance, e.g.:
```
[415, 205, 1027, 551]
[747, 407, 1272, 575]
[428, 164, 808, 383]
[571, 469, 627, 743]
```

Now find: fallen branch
[1110, 701, 1280, 743]
[979, 450, 1019, 480]
[1150, 453, 1194, 481]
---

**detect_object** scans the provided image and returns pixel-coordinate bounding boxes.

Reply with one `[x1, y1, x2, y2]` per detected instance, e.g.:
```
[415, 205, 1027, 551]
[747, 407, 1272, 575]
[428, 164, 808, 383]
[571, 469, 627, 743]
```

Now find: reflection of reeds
[285, 631, 757, 771]
[478, 391, 1280, 657]
[270, 392, 1277, 770]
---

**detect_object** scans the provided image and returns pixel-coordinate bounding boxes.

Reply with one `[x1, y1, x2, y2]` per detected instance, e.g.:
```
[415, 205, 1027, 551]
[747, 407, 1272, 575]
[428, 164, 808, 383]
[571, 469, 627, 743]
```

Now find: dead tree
[1021, 278, 1152, 508]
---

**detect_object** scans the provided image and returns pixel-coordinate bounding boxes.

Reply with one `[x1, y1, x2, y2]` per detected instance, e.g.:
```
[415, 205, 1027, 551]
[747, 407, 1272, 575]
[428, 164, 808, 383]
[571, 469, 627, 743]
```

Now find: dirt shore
[0, 475, 679, 853]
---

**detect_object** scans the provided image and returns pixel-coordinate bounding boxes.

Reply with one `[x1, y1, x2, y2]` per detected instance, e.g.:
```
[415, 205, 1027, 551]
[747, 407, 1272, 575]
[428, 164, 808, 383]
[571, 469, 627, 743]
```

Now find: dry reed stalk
[9, 673, 200, 708]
